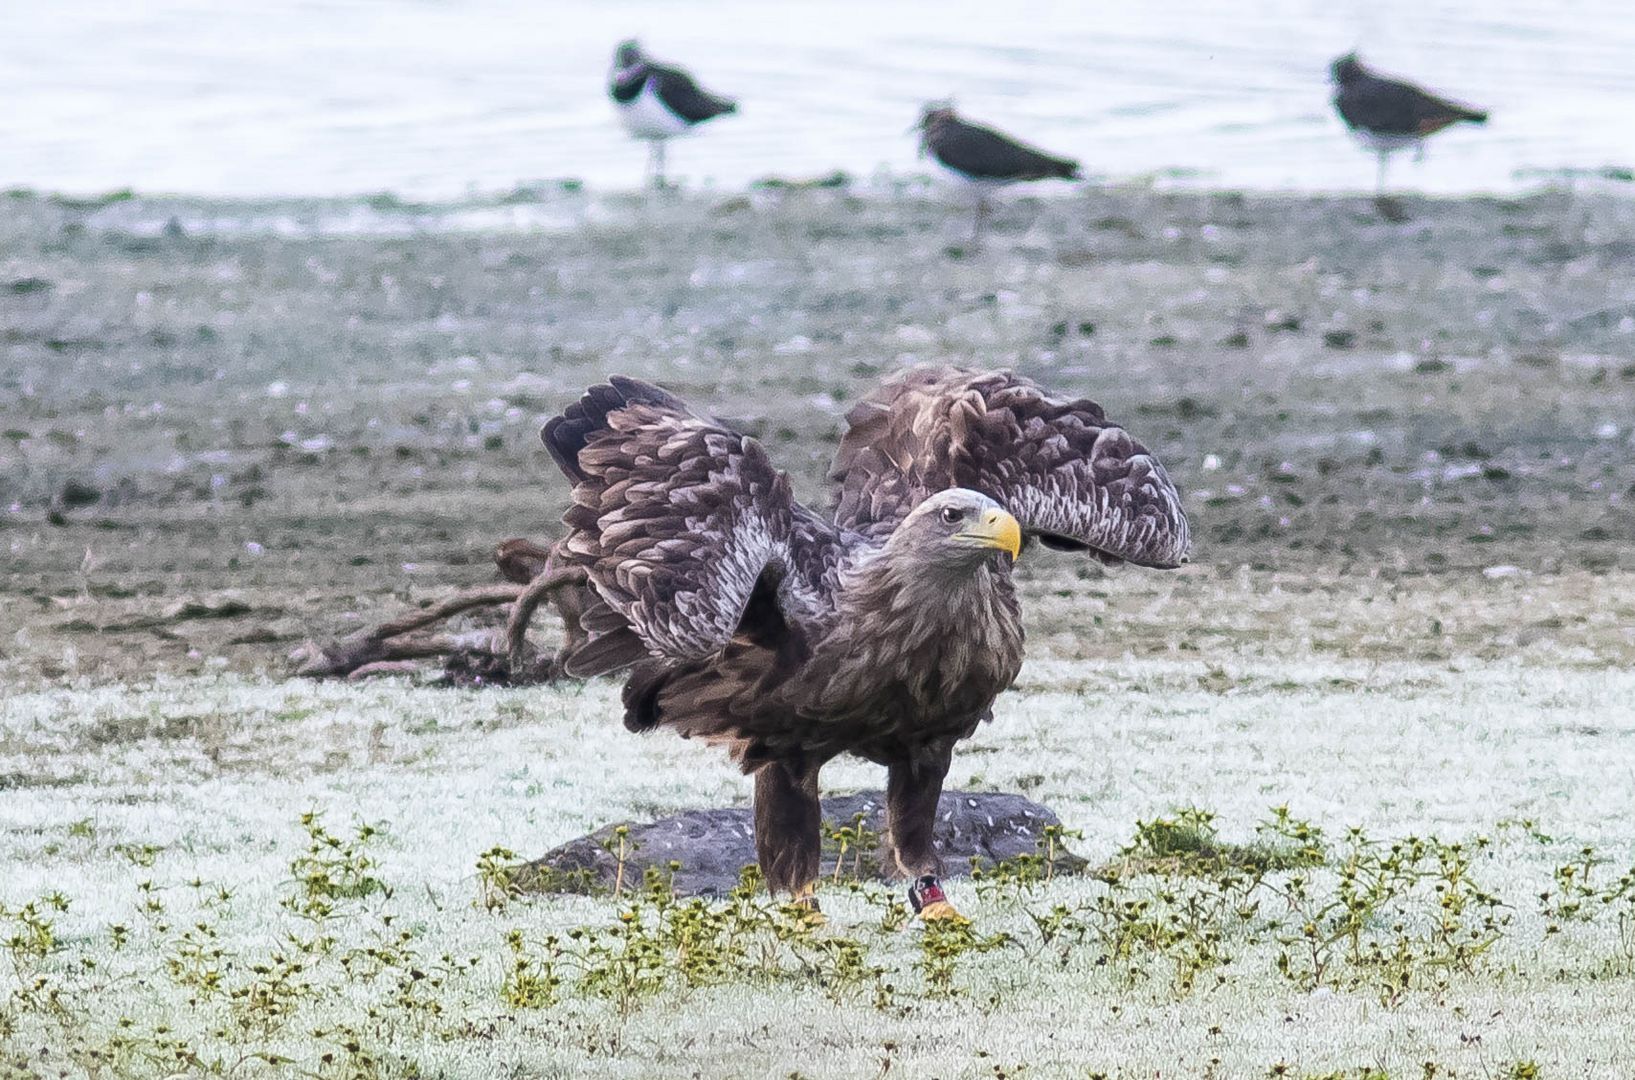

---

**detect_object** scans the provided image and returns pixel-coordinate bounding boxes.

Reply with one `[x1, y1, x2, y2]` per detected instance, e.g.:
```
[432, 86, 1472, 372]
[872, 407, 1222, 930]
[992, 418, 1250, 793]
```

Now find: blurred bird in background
[914, 103, 1080, 246]
[609, 39, 738, 188]
[1331, 53, 1488, 218]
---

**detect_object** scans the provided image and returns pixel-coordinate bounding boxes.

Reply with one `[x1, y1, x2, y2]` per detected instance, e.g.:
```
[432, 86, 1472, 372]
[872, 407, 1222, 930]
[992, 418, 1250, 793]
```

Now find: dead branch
[291, 626, 500, 679]
[507, 566, 586, 674]
[294, 537, 590, 685]
[347, 660, 426, 681]
[361, 583, 523, 641]
[495, 538, 554, 584]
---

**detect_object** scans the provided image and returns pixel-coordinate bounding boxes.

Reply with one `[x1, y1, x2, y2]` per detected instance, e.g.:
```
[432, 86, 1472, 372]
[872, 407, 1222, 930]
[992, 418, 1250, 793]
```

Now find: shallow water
[5, 0, 1635, 198]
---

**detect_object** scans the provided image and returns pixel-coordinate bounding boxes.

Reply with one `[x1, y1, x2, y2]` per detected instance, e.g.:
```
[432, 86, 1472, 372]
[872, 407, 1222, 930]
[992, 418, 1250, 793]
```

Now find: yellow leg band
[917, 899, 968, 923]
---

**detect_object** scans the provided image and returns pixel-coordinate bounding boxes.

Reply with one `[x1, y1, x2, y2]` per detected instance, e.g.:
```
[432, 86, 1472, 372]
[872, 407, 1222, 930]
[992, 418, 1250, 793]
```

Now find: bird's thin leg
[1374, 150, 1409, 221]
[886, 744, 963, 921]
[753, 760, 824, 920]
[971, 194, 989, 248]
[649, 140, 667, 190]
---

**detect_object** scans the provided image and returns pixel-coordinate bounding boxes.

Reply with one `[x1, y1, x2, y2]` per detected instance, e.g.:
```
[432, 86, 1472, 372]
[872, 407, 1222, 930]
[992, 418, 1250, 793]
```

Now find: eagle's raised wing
[542, 377, 837, 677]
[831, 366, 1189, 568]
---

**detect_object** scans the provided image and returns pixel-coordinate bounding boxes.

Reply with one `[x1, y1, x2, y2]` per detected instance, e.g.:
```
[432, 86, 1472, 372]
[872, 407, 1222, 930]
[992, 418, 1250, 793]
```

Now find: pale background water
[4, 0, 1633, 198]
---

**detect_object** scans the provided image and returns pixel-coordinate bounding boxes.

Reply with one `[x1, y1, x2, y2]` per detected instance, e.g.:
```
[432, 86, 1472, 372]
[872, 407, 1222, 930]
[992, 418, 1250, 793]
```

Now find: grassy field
[3, 183, 1635, 1077]
[4, 662, 1635, 1078]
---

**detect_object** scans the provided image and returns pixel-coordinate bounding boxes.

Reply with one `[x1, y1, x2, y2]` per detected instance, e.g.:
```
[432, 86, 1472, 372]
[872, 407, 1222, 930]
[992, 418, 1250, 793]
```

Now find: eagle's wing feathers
[543, 378, 835, 676]
[831, 366, 1190, 568]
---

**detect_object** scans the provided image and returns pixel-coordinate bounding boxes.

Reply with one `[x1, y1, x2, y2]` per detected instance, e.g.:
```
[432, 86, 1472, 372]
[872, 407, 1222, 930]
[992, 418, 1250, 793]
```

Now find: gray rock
[520, 790, 1085, 897]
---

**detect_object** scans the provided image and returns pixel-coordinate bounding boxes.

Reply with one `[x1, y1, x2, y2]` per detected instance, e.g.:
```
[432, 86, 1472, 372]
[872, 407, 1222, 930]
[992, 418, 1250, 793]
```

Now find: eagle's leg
[886, 745, 964, 922]
[753, 760, 824, 921]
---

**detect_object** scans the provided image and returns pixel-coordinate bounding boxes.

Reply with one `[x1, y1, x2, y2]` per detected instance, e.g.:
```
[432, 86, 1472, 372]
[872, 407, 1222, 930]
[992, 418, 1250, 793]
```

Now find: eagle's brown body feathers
[620, 548, 1021, 772]
[541, 366, 1189, 909]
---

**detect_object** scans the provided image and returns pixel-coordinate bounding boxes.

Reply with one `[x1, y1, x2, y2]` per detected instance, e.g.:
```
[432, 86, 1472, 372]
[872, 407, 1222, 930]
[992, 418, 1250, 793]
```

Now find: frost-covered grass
[4, 659, 1635, 1078]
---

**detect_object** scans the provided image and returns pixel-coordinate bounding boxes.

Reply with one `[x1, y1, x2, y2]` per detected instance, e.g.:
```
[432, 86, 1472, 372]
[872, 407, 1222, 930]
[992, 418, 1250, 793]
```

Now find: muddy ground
[3, 183, 1634, 686]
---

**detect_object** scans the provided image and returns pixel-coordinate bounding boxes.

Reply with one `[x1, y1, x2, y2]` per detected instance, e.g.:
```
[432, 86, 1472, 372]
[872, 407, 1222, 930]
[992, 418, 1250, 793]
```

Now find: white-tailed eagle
[541, 365, 1189, 919]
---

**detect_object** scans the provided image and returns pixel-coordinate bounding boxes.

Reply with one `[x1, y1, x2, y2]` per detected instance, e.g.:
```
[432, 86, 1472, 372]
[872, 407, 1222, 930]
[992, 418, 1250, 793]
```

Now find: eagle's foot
[908, 875, 967, 923]
[786, 889, 828, 928]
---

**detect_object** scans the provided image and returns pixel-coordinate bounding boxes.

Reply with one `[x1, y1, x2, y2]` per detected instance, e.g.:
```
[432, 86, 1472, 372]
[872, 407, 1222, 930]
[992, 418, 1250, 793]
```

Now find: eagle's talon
[788, 891, 828, 928]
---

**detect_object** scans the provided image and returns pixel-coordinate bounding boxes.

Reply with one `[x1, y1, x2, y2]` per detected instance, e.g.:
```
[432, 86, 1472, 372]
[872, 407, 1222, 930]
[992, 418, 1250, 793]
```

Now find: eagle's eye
[939, 506, 965, 525]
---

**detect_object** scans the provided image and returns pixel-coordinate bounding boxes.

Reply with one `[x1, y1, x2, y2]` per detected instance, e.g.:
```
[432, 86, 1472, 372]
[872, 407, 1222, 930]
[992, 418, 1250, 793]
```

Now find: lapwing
[915, 104, 1079, 246]
[1331, 53, 1487, 214]
[609, 39, 737, 188]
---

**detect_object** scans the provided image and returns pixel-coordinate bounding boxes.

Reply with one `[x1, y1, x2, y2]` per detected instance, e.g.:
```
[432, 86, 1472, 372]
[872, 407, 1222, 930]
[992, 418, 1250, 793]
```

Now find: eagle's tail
[621, 660, 674, 732]
[619, 650, 781, 775]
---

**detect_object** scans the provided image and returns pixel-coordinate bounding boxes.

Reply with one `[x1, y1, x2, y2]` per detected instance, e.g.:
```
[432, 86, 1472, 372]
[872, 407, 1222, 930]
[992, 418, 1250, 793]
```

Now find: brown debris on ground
[289, 538, 587, 686]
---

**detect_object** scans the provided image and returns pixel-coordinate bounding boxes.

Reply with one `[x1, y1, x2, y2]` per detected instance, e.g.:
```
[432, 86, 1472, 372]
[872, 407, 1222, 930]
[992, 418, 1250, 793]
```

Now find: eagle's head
[891, 489, 1022, 573]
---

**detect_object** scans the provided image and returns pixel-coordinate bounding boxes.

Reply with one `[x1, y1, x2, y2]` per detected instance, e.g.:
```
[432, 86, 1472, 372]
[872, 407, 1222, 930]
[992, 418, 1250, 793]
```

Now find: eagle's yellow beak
[958, 508, 1023, 560]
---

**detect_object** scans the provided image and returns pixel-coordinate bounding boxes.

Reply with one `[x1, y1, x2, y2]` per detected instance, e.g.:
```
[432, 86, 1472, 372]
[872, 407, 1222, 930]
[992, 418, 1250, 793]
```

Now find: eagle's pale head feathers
[888, 489, 1022, 573]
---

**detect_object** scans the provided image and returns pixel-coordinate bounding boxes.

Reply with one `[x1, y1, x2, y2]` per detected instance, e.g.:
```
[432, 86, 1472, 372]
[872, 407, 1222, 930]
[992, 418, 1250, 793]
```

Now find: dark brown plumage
[915, 105, 1080, 245]
[917, 106, 1080, 184]
[540, 366, 1189, 918]
[1331, 53, 1488, 198]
